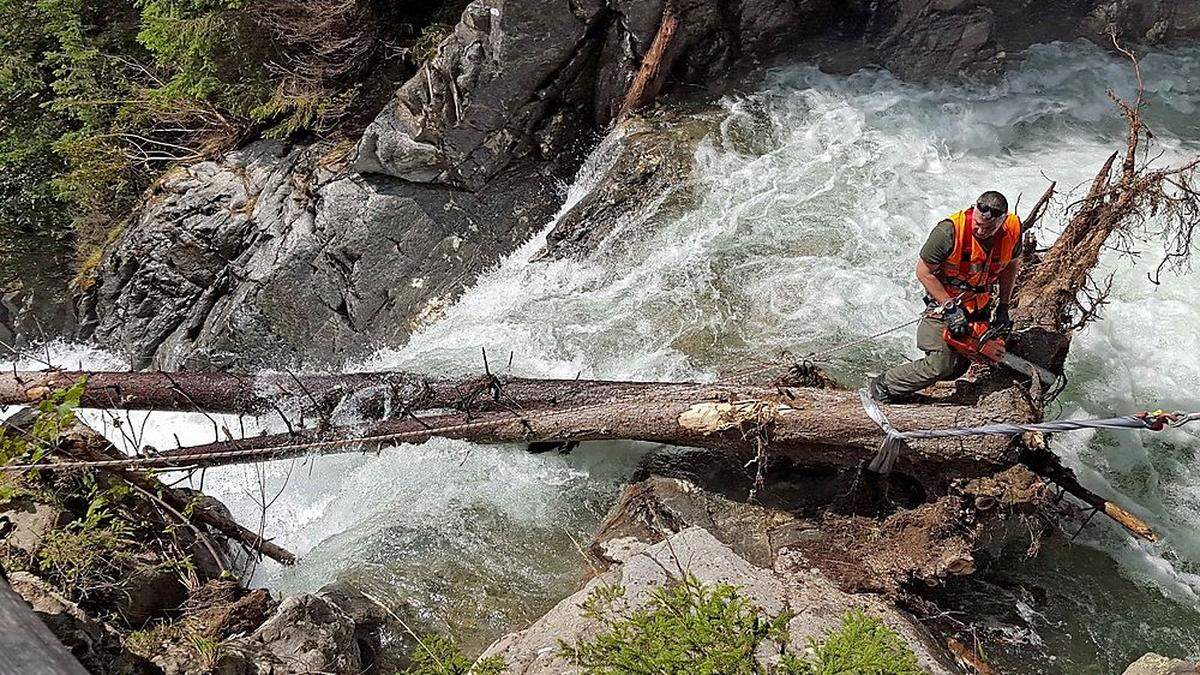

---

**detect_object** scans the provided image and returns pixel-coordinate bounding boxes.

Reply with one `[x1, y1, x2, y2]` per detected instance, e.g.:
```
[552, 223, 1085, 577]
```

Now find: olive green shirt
[918, 219, 1022, 266]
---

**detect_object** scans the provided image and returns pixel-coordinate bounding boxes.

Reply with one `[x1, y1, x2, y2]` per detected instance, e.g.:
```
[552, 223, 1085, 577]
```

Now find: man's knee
[928, 349, 969, 381]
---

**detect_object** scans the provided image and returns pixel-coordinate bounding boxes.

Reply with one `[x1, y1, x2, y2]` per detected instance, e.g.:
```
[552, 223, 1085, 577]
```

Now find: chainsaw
[942, 320, 1057, 385]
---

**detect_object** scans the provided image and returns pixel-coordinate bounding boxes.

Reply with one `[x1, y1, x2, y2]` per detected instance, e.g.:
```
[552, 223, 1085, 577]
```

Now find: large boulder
[241, 594, 365, 675]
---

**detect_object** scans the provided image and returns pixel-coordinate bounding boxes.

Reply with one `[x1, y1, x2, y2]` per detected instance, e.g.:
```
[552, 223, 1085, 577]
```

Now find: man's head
[972, 190, 1008, 237]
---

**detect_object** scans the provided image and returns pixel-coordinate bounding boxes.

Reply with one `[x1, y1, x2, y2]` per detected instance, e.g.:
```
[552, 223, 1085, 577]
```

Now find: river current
[5, 40, 1200, 672]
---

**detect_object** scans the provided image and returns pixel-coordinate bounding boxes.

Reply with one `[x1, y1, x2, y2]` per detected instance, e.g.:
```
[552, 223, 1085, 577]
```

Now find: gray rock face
[870, 0, 1200, 80]
[81, 142, 560, 370]
[354, 0, 608, 188]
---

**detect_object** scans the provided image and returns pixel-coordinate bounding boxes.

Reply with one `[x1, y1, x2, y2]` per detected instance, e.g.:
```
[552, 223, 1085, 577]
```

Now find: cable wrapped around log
[859, 389, 1199, 473]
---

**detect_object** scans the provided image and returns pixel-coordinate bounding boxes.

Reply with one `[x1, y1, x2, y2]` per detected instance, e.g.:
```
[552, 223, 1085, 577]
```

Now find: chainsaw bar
[998, 351, 1058, 386]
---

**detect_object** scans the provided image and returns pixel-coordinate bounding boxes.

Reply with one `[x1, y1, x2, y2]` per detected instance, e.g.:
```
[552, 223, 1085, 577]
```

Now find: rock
[588, 476, 805, 570]
[354, 0, 839, 188]
[318, 582, 387, 675]
[536, 107, 717, 261]
[480, 526, 958, 674]
[0, 499, 71, 554]
[242, 593, 365, 675]
[865, 0, 1006, 79]
[354, 0, 610, 188]
[120, 558, 190, 626]
[7, 571, 156, 674]
[1124, 653, 1200, 675]
[770, 550, 957, 675]
[82, 142, 561, 370]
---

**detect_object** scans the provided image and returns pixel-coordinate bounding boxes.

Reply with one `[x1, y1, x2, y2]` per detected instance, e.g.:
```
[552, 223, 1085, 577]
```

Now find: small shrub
[410, 23, 451, 64]
[788, 609, 923, 675]
[402, 634, 505, 675]
[559, 574, 792, 674]
[37, 521, 137, 595]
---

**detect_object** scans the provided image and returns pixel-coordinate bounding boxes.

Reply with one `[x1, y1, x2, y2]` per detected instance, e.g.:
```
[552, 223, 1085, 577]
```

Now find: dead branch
[617, 1, 681, 121]
[59, 424, 297, 565]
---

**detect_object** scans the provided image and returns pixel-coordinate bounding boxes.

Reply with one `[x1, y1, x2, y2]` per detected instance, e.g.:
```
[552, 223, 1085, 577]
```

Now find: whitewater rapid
[5, 40, 1200, 671]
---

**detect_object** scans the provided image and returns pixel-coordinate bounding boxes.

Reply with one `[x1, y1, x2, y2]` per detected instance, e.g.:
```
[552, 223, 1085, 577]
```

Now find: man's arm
[917, 219, 956, 306]
[916, 258, 954, 306]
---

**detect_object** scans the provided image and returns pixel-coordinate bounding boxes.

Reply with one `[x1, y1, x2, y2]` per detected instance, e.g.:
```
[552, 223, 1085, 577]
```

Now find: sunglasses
[975, 204, 1005, 219]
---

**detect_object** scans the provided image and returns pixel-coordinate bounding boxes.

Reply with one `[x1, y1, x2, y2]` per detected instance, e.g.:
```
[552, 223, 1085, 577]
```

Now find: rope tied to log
[858, 389, 1200, 474]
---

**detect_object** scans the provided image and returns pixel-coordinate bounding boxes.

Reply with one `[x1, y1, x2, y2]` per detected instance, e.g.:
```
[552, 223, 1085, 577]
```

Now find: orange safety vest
[937, 207, 1022, 313]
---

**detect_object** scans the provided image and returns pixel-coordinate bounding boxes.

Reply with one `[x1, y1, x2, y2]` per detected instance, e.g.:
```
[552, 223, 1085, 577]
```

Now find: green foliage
[37, 519, 136, 593]
[135, 0, 245, 102]
[796, 610, 923, 675]
[410, 23, 451, 65]
[560, 575, 792, 674]
[402, 634, 505, 675]
[558, 577, 924, 675]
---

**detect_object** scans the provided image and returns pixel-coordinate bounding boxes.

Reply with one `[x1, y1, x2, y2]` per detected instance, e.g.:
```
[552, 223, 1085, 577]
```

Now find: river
[5, 39, 1200, 673]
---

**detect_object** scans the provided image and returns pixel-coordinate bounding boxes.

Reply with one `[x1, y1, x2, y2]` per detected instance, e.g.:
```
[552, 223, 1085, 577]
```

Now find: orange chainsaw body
[942, 321, 1006, 364]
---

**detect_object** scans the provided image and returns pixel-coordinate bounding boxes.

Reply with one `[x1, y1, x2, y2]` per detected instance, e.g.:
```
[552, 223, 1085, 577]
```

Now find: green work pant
[879, 315, 969, 397]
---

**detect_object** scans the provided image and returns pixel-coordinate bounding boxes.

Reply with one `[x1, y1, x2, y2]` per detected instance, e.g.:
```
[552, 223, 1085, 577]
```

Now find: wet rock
[318, 582, 387, 675]
[242, 594, 364, 675]
[82, 142, 561, 370]
[536, 107, 718, 261]
[872, 2, 1004, 79]
[1124, 653, 1200, 675]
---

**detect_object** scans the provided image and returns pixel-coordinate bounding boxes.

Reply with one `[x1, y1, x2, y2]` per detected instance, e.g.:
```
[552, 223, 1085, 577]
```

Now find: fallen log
[1, 380, 1031, 481]
[0, 369, 708, 417]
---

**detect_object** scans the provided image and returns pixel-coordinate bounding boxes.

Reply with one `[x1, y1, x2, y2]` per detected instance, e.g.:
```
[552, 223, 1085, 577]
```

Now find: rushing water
[5, 40, 1200, 672]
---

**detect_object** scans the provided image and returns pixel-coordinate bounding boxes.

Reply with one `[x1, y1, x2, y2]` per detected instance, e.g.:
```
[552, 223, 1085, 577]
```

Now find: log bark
[0, 370, 700, 416]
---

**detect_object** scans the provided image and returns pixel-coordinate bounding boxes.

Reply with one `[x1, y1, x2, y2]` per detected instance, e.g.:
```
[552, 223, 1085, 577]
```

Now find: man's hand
[992, 304, 1012, 333]
[945, 305, 970, 338]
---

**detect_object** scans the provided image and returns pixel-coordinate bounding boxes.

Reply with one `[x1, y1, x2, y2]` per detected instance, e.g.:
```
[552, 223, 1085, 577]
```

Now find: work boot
[867, 375, 901, 404]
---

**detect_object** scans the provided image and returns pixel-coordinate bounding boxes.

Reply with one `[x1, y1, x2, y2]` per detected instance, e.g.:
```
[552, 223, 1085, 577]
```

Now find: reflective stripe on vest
[937, 208, 1022, 313]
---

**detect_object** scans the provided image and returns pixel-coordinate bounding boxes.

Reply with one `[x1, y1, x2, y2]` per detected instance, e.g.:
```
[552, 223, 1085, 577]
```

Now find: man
[869, 190, 1022, 403]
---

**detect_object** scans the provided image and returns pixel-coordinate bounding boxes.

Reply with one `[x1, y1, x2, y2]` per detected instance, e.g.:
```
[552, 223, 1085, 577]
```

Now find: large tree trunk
[1, 373, 1034, 480]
